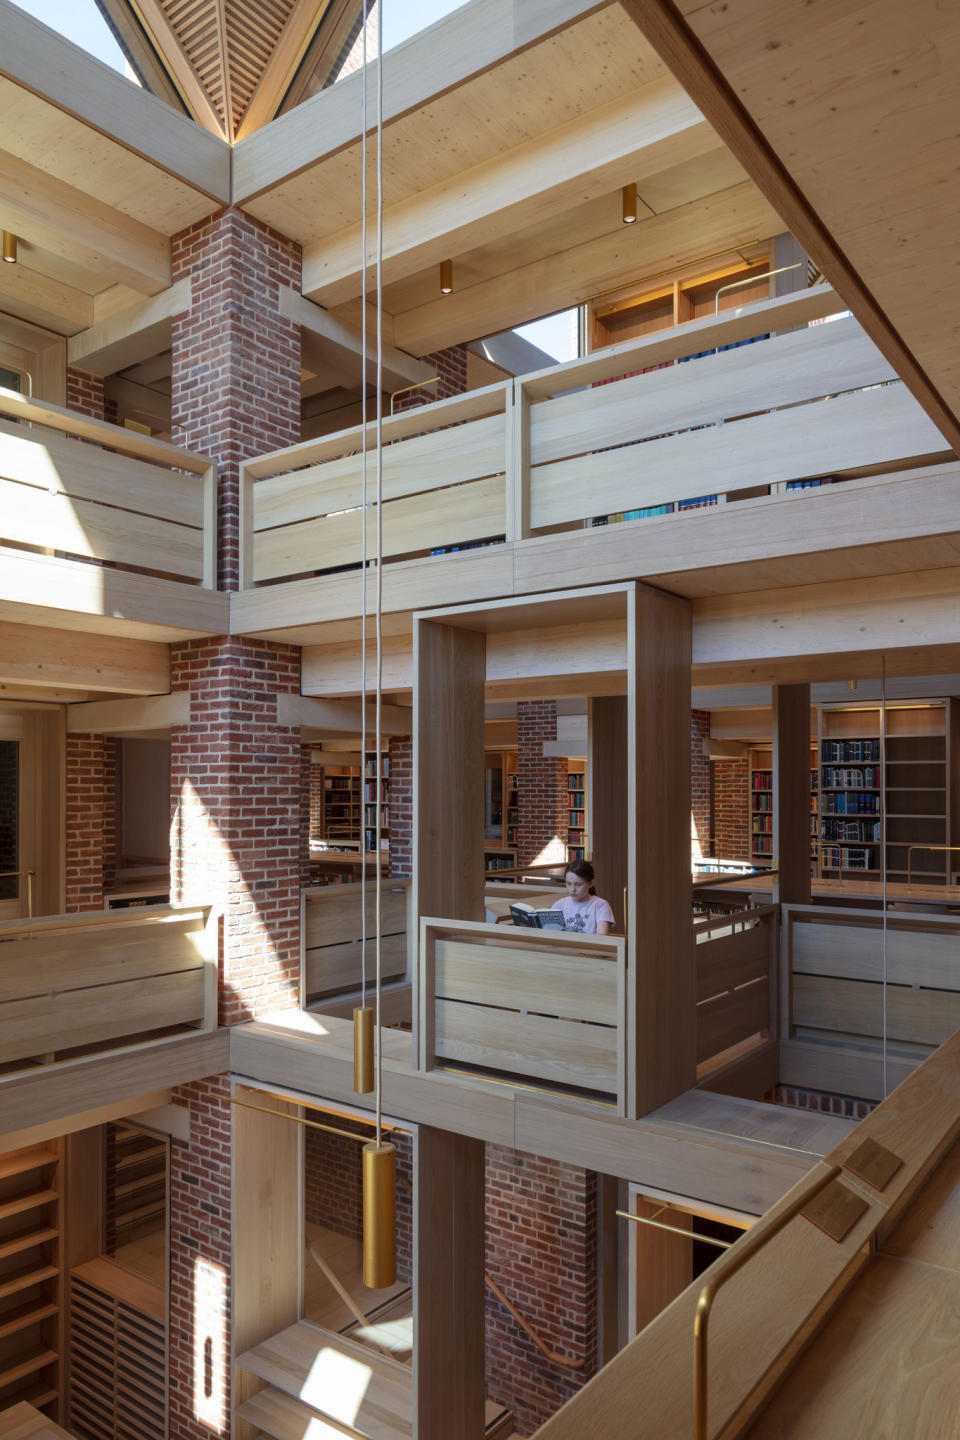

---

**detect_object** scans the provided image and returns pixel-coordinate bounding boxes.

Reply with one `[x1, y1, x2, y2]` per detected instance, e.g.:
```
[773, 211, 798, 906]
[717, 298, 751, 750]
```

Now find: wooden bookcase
[0, 1143, 61, 1419]
[567, 770, 586, 863]
[363, 751, 390, 855]
[818, 702, 959, 884]
[322, 770, 361, 845]
[749, 747, 818, 866]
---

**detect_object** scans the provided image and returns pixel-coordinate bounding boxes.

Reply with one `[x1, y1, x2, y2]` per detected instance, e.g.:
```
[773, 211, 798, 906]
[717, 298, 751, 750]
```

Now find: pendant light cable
[880, 655, 888, 1098]
[375, 3, 386, 1149]
[358, 5, 369, 1010]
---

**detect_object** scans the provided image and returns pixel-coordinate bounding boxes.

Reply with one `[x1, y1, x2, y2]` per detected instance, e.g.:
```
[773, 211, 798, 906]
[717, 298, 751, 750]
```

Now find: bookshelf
[322, 770, 361, 845]
[505, 766, 518, 850]
[567, 770, 586, 863]
[749, 747, 818, 866]
[0, 1143, 61, 1419]
[363, 752, 390, 854]
[818, 702, 957, 883]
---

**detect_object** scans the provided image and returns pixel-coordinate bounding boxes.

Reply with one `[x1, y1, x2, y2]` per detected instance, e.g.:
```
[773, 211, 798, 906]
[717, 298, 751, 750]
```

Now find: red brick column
[66, 369, 105, 419]
[65, 734, 116, 911]
[485, 1145, 598, 1434]
[393, 343, 468, 410]
[168, 1077, 232, 1440]
[714, 757, 751, 861]
[690, 710, 711, 861]
[516, 702, 568, 866]
[170, 208, 301, 590]
[169, 637, 302, 1024]
[388, 736, 412, 878]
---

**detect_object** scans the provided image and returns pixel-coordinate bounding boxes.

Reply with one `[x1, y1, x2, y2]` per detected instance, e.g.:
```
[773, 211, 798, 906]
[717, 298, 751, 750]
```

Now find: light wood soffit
[233, 0, 625, 204]
[0, 620, 170, 695]
[0, 258, 93, 336]
[0, 147, 171, 295]
[67, 277, 190, 376]
[617, 0, 960, 455]
[392, 179, 782, 354]
[302, 77, 716, 305]
[0, 0, 230, 203]
[279, 287, 432, 391]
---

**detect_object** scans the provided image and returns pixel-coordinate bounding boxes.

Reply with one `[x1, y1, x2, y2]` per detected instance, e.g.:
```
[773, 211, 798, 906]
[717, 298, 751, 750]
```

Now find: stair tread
[238, 1384, 513, 1440]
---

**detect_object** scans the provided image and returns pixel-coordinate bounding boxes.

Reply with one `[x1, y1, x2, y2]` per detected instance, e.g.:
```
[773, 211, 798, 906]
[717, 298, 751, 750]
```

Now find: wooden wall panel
[589, 696, 628, 933]
[773, 684, 812, 906]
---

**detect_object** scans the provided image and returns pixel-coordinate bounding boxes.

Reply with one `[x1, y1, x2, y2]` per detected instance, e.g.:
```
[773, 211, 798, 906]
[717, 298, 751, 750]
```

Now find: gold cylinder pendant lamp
[2, 232, 17, 264]
[621, 183, 638, 225]
[440, 258, 453, 294]
[362, 1140, 396, 1288]
[353, 1005, 374, 1093]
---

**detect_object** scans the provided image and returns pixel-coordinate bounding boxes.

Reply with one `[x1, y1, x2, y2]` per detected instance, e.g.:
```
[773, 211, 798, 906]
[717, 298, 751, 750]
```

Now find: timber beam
[67, 279, 190, 377]
[0, 621, 170, 696]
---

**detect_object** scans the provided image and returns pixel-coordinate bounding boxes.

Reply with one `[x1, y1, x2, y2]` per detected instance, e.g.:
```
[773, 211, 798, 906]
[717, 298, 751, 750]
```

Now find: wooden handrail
[485, 1272, 585, 1372]
[0, 385, 212, 475]
[306, 1243, 398, 1363]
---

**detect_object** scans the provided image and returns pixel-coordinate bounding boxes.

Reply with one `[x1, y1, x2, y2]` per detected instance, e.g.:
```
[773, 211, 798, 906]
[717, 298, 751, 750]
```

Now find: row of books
[753, 835, 773, 855]
[822, 846, 874, 870]
[822, 791, 880, 815]
[822, 818, 881, 843]
[822, 766, 879, 789]
[822, 739, 880, 762]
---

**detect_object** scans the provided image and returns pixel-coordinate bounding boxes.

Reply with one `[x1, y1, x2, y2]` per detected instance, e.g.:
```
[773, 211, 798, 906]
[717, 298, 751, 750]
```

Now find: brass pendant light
[362, 1139, 396, 1288]
[2, 232, 17, 264]
[353, 1004, 374, 1092]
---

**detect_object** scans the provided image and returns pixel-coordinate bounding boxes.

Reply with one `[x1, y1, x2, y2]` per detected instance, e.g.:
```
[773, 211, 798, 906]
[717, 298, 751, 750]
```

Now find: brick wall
[65, 734, 116, 911]
[690, 710, 711, 860]
[170, 208, 301, 590]
[304, 1119, 413, 1285]
[168, 1076, 232, 1440]
[66, 368, 105, 420]
[516, 702, 568, 866]
[388, 736, 412, 878]
[169, 637, 302, 1023]
[713, 757, 751, 861]
[300, 745, 314, 886]
[485, 1145, 597, 1434]
[393, 343, 468, 411]
[770, 1084, 877, 1121]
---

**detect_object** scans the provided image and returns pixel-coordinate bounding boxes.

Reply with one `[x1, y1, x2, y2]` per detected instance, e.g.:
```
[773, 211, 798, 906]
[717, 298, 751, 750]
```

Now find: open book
[509, 902, 566, 930]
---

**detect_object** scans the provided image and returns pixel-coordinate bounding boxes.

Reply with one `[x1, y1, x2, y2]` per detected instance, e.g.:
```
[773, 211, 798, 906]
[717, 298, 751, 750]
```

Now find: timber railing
[695, 904, 778, 1079]
[418, 917, 627, 1110]
[781, 902, 960, 1101]
[302, 880, 412, 1008]
[0, 904, 217, 1073]
[0, 388, 216, 586]
[238, 284, 950, 588]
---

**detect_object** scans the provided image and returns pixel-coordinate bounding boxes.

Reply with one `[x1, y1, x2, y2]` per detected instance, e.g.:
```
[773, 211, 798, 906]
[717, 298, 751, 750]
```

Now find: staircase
[236, 1321, 513, 1440]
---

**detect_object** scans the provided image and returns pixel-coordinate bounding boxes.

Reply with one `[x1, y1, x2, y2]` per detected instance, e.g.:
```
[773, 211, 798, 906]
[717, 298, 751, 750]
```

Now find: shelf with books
[322, 770, 361, 845]
[748, 747, 818, 865]
[363, 751, 390, 854]
[567, 770, 586, 864]
[818, 702, 956, 882]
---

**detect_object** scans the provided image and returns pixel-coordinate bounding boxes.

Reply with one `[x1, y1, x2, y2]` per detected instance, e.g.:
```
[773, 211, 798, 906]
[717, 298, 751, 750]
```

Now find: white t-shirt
[550, 895, 615, 934]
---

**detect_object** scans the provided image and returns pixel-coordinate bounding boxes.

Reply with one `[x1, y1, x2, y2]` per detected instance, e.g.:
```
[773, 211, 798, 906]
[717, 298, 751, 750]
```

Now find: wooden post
[504, 380, 530, 542]
[772, 684, 812, 907]
[414, 1127, 485, 1440]
[629, 583, 694, 1117]
[413, 619, 486, 926]
[588, 696, 628, 933]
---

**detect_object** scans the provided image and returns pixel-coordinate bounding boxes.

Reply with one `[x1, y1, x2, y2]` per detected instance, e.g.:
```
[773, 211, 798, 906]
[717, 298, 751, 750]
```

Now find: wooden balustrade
[0, 904, 217, 1071]
[418, 917, 627, 1110]
[781, 902, 960, 1100]
[302, 880, 412, 1007]
[238, 285, 949, 588]
[0, 388, 216, 587]
[695, 905, 778, 1078]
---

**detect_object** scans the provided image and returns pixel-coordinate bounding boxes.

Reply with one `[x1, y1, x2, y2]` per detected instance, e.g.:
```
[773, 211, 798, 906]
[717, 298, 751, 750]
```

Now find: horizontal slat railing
[782, 903, 960, 1099]
[302, 880, 411, 1006]
[239, 285, 951, 588]
[0, 388, 216, 587]
[695, 905, 777, 1071]
[0, 904, 217, 1070]
[419, 917, 626, 1110]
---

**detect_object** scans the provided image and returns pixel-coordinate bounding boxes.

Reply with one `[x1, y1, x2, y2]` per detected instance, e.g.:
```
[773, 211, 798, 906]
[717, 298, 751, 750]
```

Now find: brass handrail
[617, 1210, 732, 1252]
[906, 844, 960, 886]
[485, 1271, 585, 1371]
[693, 1164, 841, 1440]
[0, 868, 34, 918]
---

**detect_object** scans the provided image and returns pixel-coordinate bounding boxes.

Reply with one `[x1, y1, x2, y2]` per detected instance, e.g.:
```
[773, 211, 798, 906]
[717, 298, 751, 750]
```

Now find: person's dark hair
[565, 858, 596, 895]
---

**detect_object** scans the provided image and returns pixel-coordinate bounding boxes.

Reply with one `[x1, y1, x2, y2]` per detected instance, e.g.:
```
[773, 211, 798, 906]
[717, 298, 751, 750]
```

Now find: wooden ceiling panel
[244, 4, 667, 244]
[0, 79, 217, 235]
[622, 0, 960, 450]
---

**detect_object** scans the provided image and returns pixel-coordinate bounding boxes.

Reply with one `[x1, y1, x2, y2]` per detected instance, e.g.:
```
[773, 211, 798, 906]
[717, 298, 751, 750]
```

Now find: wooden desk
[0, 1404, 73, 1440]
[707, 876, 960, 913]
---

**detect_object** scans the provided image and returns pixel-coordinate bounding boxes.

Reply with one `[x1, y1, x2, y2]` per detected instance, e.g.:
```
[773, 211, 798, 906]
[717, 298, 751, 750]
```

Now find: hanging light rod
[621, 183, 638, 225]
[227, 1095, 409, 1140]
[2, 232, 17, 264]
[440, 258, 453, 293]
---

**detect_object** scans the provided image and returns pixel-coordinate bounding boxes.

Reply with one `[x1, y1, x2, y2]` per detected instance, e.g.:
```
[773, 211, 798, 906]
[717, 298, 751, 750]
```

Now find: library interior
[0, 1, 959, 1437]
